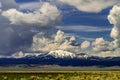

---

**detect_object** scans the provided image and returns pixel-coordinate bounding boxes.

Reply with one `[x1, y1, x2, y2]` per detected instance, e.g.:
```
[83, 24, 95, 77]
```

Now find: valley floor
[0, 70, 120, 80]
[0, 66, 120, 80]
[0, 65, 120, 71]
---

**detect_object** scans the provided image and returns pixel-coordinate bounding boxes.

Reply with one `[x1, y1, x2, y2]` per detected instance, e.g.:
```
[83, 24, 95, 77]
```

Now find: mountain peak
[48, 50, 76, 58]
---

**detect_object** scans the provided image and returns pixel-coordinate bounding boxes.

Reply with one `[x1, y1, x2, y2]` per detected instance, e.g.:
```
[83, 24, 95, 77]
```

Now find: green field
[0, 71, 120, 80]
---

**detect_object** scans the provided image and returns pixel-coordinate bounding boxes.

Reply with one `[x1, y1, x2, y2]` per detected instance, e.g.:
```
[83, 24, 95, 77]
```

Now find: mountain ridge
[0, 50, 119, 67]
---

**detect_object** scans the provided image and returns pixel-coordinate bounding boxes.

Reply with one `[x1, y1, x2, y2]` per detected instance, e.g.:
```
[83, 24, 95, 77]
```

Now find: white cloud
[92, 38, 113, 52]
[69, 36, 76, 42]
[11, 51, 24, 58]
[98, 51, 114, 57]
[57, 25, 111, 32]
[108, 5, 120, 48]
[54, 30, 66, 43]
[2, 2, 61, 27]
[81, 41, 90, 49]
[11, 51, 44, 58]
[31, 30, 92, 53]
[58, 0, 119, 13]
[97, 48, 120, 57]
[82, 5, 120, 57]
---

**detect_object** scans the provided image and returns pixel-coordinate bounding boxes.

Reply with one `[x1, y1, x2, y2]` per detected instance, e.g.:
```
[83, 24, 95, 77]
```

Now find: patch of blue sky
[62, 29, 112, 42]
[62, 8, 112, 27]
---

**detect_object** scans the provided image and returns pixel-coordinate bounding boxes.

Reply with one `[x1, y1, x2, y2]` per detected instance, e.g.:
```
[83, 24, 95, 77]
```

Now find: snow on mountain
[47, 50, 76, 58]
[47, 50, 97, 59]
[10, 50, 92, 59]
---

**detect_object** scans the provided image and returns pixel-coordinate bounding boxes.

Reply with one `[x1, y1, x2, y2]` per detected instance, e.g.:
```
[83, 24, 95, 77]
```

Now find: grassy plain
[0, 66, 119, 80]
[0, 70, 120, 80]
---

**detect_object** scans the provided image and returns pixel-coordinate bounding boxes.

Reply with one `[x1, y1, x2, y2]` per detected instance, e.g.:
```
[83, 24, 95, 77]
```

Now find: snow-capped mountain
[47, 50, 91, 58]
[10, 50, 91, 59]
[47, 50, 76, 58]
[0, 50, 120, 67]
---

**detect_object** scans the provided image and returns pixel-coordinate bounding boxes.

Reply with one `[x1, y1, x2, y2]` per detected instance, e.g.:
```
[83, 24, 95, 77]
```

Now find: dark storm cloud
[0, 0, 61, 55]
[0, 24, 35, 55]
[0, 0, 19, 10]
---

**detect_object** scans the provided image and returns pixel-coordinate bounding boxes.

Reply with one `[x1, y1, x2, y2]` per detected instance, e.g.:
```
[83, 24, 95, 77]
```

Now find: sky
[0, 0, 120, 57]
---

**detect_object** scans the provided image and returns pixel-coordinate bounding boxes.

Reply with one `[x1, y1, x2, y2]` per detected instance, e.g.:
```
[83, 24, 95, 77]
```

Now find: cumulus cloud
[2, 2, 61, 27]
[58, 0, 119, 13]
[12, 51, 24, 58]
[108, 5, 120, 48]
[31, 30, 91, 53]
[88, 5, 120, 57]
[54, 30, 66, 43]
[97, 48, 120, 57]
[81, 41, 90, 49]
[92, 38, 113, 52]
